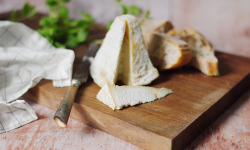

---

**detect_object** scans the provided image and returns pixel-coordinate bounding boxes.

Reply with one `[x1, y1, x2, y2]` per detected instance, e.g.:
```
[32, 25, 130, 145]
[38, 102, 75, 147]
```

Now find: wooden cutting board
[23, 42, 250, 149]
[1, 12, 248, 150]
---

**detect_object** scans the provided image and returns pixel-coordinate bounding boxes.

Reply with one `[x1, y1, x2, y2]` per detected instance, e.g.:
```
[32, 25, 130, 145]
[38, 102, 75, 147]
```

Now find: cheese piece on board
[90, 14, 159, 87]
[147, 33, 192, 70]
[168, 29, 219, 76]
[96, 83, 173, 110]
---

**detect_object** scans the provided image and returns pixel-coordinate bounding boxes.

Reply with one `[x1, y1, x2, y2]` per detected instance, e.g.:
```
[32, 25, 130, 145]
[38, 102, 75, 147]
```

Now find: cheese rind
[96, 83, 173, 110]
[90, 14, 159, 87]
[90, 16, 126, 87]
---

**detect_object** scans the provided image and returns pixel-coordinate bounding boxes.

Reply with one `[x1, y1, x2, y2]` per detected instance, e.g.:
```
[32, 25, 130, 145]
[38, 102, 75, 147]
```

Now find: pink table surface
[1, 89, 249, 150]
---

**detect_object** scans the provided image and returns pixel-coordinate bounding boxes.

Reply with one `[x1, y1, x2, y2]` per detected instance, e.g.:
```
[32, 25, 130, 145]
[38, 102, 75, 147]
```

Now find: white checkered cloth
[0, 21, 75, 133]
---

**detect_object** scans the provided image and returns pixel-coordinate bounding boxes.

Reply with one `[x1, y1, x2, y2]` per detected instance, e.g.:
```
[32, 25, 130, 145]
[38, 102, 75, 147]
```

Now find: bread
[141, 20, 192, 70]
[141, 19, 174, 33]
[141, 20, 174, 50]
[147, 33, 192, 70]
[167, 29, 219, 76]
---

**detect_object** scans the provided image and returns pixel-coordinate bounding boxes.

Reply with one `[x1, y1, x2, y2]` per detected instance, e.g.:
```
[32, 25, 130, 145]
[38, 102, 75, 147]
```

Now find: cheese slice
[97, 83, 173, 110]
[90, 14, 159, 87]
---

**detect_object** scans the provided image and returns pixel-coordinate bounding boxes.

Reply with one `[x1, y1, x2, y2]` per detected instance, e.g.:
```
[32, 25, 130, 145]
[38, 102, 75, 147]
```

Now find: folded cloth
[0, 100, 37, 133]
[0, 21, 75, 133]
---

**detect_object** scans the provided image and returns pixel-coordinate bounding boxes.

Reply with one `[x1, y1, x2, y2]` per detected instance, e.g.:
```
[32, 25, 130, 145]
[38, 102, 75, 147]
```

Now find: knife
[54, 44, 98, 127]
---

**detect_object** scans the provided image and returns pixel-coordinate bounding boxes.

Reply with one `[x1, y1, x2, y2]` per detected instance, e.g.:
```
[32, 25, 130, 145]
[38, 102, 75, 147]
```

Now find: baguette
[147, 33, 192, 70]
[167, 29, 219, 76]
[141, 19, 174, 33]
[142, 20, 174, 49]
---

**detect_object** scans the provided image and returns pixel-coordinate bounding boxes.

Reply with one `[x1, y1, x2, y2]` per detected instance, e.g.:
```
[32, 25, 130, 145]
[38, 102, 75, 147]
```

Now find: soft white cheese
[90, 14, 159, 87]
[125, 15, 159, 86]
[90, 16, 126, 87]
[96, 83, 173, 110]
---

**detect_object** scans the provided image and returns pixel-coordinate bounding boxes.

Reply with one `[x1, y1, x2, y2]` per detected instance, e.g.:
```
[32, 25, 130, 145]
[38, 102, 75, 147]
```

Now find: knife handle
[54, 79, 81, 127]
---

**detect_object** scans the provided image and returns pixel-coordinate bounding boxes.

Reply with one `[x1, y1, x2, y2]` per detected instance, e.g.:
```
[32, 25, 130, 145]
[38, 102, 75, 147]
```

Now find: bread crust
[142, 20, 174, 51]
[165, 48, 192, 70]
[141, 20, 174, 33]
[148, 33, 192, 70]
[167, 28, 219, 76]
[191, 56, 219, 76]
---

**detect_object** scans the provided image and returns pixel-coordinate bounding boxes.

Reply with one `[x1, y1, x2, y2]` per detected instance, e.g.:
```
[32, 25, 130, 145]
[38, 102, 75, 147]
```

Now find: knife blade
[54, 44, 98, 127]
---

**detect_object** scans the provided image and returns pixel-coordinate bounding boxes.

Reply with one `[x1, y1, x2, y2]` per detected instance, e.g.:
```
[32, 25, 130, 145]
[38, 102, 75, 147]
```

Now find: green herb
[106, 20, 114, 30]
[11, 0, 151, 47]
[11, 3, 37, 21]
[115, 0, 142, 16]
[37, 0, 95, 48]
[11, 0, 95, 48]
[128, 6, 141, 16]
[139, 10, 153, 25]
[107, 0, 152, 30]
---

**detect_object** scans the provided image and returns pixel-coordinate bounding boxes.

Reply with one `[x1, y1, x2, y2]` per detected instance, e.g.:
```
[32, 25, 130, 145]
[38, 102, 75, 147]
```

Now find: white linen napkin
[0, 21, 75, 133]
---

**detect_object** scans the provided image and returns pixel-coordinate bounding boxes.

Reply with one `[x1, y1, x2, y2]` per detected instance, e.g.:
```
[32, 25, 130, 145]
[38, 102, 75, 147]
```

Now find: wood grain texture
[1, 12, 249, 150]
[1, 90, 249, 149]
[23, 44, 250, 150]
[0, 11, 250, 149]
[186, 89, 250, 149]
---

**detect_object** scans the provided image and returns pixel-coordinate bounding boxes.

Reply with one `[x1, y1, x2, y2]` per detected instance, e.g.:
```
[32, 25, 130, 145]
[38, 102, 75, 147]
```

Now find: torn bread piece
[141, 20, 174, 49]
[168, 29, 219, 76]
[147, 33, 192, 70]
[90, 14, 159, 87]
[141, 19, 174, 33]
[97, 83, 173, 110]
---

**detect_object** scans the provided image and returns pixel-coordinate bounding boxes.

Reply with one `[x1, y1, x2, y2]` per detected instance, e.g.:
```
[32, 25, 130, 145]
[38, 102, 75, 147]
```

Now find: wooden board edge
[71, 103, 172, 150]
[23, 73, 250, 150]
[172, 73, 250, 150]
[24, 87, 172, 150]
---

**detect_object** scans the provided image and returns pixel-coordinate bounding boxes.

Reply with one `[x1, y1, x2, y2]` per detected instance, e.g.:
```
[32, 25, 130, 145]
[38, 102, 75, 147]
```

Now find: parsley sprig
[11, 0, 95, 48]
[37, 0, 95, 48]
[11, 3, 37, 22]
[107, 0, 152, 30]
[11, 0, 151, 47]
[139, 10, 153, 25]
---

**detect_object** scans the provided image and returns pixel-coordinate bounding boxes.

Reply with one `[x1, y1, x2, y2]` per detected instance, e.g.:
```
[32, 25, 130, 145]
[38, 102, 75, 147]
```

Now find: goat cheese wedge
[97, 83, 173, 110]
[90, 14, 159, 87]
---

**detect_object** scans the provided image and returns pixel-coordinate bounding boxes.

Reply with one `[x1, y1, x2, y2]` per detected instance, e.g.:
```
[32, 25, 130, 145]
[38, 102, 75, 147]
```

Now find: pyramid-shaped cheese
[97, 83, 173, 110]
[90, 15, 159, 87]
